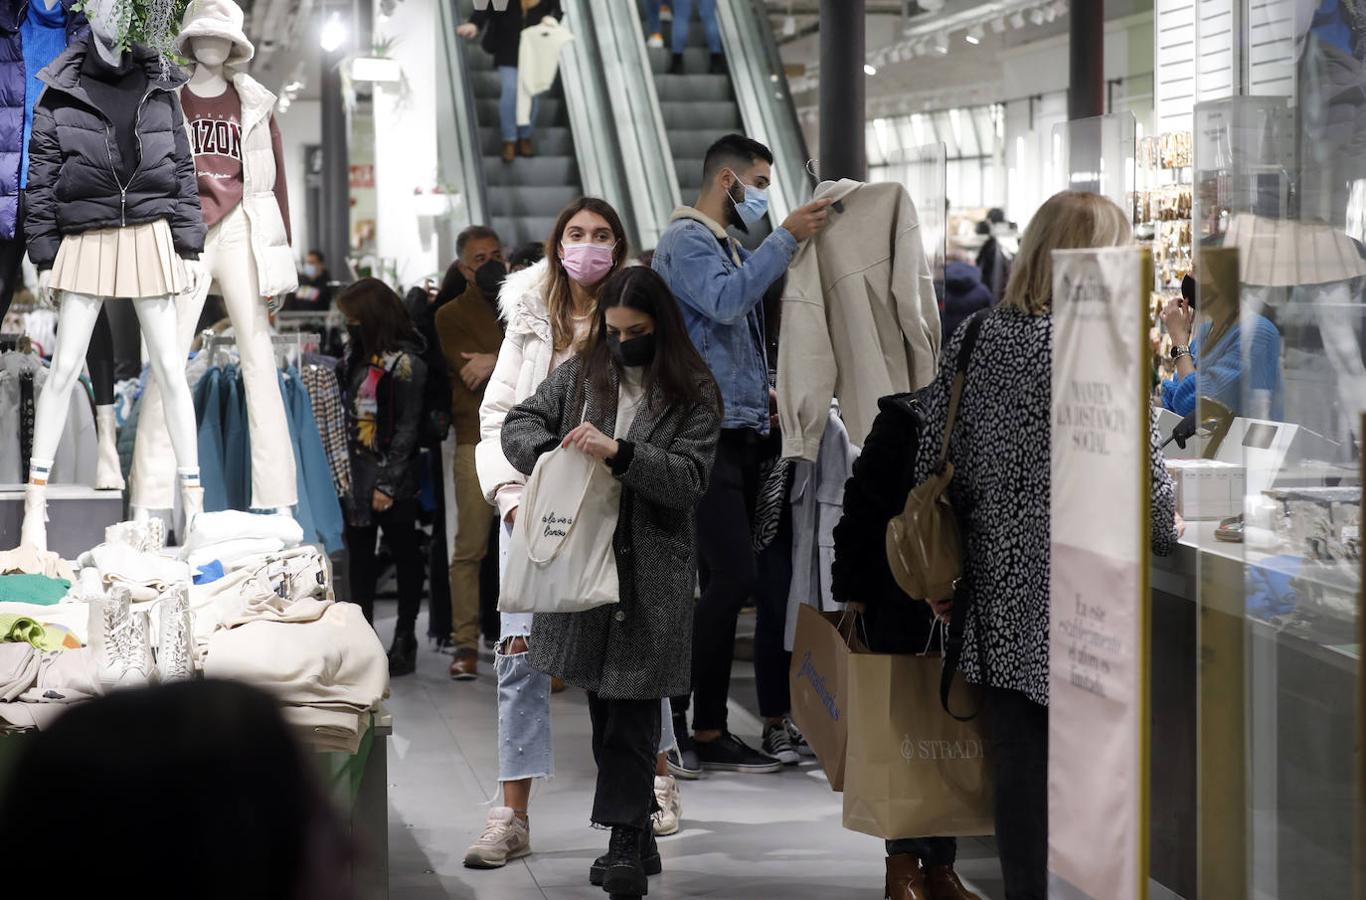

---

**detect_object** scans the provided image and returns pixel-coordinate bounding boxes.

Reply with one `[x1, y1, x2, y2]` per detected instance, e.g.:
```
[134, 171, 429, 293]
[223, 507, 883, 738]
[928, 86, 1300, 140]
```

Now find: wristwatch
[1170, 344, 1191, 362]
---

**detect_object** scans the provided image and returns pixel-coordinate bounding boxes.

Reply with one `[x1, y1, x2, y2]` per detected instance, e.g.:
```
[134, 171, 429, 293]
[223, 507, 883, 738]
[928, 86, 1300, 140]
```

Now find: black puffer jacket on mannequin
[830, 392, 940, 655]
[24, 39, 203, 269]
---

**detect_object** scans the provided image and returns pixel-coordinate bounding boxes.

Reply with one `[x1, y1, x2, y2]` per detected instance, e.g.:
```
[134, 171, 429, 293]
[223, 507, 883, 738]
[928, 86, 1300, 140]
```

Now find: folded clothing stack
[204, 602, 387, 754]
[0, 546, 75, 607]
[188, 545, 332, 654]
[77, 542, 192, 605]
[0, 645, 101, 731]
[180, 510, 305, 571]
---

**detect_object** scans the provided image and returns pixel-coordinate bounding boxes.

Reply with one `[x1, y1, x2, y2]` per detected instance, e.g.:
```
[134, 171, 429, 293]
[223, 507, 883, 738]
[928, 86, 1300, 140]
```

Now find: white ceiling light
[965, 25, 983, 44]
[864, 63, 877, 76]
[783, 15, 797, 37]
[319, 13, 348, 52]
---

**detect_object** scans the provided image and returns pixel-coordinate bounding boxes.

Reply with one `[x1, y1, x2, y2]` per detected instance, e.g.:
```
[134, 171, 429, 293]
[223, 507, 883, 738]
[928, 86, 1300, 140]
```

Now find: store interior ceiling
[234, 0, 1153, 115]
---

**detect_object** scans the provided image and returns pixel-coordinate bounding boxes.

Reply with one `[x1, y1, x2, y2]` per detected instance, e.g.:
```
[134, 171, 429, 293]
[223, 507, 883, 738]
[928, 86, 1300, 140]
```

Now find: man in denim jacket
[652, 134, 831, 776]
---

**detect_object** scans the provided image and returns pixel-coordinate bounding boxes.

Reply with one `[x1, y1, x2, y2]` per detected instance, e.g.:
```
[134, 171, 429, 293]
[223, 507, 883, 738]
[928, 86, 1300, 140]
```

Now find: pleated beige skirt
[50, 219, 188, 299]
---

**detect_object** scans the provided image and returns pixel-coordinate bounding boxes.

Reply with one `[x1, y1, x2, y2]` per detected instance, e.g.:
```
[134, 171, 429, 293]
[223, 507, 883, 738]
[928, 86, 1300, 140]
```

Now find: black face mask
[474, 259, 508, 302]
[608, 333, 656, 368]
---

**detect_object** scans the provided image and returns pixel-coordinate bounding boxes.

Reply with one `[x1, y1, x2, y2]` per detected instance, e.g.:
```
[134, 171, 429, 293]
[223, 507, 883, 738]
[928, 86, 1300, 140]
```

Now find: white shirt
[614, 367, 646, 440]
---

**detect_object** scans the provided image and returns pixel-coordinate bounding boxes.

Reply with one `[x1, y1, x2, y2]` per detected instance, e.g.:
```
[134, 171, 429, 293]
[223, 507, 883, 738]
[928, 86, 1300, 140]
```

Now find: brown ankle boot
[518, 137, 535, 158]
[885, 854, 930, 900]
[501, 141, 516, 163]
[925, 865, 981, 900]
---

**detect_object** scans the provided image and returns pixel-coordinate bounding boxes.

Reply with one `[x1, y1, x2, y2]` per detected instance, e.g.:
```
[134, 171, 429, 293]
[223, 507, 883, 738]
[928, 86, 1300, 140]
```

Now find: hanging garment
[19, 369, 32, 475]
[777, 179, 941, 460]
[193, 365, 231, 510]
[0, 350, 96, 484]
[299, 361, 351, 500]
[785, 409, 857, 652]
[282, 368, 345, 554]
[516, 16, 574, 126]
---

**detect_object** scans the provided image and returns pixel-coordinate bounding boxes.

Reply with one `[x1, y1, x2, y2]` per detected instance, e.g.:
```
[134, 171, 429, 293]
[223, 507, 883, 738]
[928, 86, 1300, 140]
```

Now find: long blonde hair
[1002, 191, 1132, 315]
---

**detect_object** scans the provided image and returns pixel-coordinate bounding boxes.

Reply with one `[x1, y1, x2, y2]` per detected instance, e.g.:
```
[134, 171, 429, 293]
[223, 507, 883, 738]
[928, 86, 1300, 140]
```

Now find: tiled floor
[378, 607, 1006, 900]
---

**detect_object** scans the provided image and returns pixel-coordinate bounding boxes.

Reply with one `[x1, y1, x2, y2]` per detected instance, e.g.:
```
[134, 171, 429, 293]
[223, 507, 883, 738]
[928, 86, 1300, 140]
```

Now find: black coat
[830, 392, 939, 655]
[24, 39, 204, 269]
[502, 357, 721, 699]
[343, 341, 429, 526]
[470, 0, 563, 68]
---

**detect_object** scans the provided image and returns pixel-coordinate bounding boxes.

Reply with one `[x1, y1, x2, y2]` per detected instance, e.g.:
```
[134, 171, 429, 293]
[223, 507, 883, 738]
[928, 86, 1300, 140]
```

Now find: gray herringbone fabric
[501, 357, 721, 700]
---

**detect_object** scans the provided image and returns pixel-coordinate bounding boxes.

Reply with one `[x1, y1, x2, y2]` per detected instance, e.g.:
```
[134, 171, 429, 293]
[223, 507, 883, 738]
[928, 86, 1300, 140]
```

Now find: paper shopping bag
[842, 651, 994, 838]
[789, 604, 862, 792]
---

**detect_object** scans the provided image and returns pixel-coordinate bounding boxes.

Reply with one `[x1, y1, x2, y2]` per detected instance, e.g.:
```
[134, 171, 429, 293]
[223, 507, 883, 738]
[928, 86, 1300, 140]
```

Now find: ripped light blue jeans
[496, 522, 675, 783]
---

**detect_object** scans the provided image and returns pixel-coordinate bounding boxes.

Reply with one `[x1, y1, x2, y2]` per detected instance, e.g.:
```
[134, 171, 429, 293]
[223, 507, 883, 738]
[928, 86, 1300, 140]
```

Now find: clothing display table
[308, 707, 393, 900]
[0, 484, 122, 557]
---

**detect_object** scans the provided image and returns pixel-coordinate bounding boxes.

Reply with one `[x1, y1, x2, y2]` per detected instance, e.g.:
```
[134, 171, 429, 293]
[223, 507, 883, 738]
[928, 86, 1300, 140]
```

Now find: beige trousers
[450, 443, 495, 651]
[129, 204, 298, 511]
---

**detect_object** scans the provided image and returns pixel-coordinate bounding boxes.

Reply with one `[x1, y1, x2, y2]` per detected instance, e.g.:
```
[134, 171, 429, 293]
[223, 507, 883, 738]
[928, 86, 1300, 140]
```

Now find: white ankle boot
[19, 484, 47, 552]
[155, 587, 194, 683]
[181, 485, 204, 543]
[92, 587, 153, 690]
[94, 405, 125, 490]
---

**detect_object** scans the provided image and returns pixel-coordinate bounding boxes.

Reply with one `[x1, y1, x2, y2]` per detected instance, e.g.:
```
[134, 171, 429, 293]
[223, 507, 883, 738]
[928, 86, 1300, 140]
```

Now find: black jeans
[754, 498, 793, 719]
[988, 686, 1048, 900]
[673, 429, 762, 733]
[886, 837, 957, 866]
[588, 692, 661, 828]
[345, 498, 425, 633]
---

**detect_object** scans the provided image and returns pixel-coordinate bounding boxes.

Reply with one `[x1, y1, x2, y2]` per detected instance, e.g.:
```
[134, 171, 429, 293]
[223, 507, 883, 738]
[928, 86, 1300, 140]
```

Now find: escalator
[460, 3, 583, 248]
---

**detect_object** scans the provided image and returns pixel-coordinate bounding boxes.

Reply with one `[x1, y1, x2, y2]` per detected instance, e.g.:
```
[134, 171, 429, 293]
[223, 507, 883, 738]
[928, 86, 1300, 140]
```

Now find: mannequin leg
[21, 293, 105, 550]
[216, 207, 298, 510]
[85, 307, 125, 490]
[128, 262, 210, 512]
[131, 295, 200, 476]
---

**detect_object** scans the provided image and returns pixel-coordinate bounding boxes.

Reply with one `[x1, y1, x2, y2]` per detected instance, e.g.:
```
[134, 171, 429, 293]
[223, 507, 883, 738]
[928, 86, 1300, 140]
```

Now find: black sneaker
[601, 826, 648, 897]
[786, 716, 816, 758]
[761, 722, 800, 766]
[387, 630, 417, 677]
[667, 720, 702, 780]
[695, 732, 782, 774]
[668, 53, 685, 75]
[590, 827, 660, 885]
[709, 52, 727, 75]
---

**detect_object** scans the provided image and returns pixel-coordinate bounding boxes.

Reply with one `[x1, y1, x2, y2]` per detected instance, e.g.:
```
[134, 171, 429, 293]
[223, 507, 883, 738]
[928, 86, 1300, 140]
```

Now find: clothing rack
[203, 332, 323, 369]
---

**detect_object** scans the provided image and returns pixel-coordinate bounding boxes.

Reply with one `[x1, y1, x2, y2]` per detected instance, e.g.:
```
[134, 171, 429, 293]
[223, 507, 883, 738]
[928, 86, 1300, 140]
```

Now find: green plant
[75, 0, 195, 59]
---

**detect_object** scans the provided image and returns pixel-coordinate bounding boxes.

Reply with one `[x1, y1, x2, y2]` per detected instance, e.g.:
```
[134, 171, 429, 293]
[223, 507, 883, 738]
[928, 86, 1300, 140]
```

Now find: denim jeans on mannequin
[670, 0, 721, 55]
[498, 66, 540, 143]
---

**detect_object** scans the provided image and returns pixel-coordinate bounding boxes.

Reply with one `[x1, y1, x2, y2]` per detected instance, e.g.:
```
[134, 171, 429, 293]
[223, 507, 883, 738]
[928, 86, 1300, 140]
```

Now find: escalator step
[487, 185, 583, 217]
[470, 69, 503, 99]
[666, 131, 732, 158]
[659, 101, 741, 130]
[654, 74, 734, 103]
[493, 216, 561, 249]
[476, 98, 569, 128]
[479, 127, 575, 156]
[648, 46, 714, 76]
[482, 155, 580, 188]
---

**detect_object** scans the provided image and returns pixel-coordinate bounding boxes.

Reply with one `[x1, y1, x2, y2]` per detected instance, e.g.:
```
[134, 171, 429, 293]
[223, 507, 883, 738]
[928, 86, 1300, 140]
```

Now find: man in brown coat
[436, 226, 506, 680]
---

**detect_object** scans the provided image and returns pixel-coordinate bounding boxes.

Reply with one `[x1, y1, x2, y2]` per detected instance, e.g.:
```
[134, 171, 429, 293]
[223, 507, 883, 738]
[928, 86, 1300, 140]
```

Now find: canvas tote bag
[842, 646, 994, 839]
[499, 444, 621, 614]
[789, 604, 864, 792]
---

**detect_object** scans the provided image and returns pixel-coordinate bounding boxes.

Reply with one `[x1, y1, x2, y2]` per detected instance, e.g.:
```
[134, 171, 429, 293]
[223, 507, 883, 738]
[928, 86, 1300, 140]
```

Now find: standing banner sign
[1048, 247, 1150, 899]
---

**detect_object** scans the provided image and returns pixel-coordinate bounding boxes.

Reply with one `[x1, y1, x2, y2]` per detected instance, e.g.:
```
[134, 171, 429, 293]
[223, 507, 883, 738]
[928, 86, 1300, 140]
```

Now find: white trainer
[120, 606, 155, 688]
[91, 588, 130, 689]
[652, 774, 682, 837]
[155, 587, 194, 683]
[463, 807, 531, 869]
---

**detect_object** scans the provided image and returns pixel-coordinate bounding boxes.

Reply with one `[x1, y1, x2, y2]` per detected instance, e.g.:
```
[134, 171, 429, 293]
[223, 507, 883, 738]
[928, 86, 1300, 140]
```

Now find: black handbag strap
[937, 311, 988, 722]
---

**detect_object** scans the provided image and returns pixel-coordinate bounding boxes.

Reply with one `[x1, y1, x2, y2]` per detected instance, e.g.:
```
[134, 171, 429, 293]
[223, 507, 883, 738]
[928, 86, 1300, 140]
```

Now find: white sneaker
[91, 588, 130, 689]
[120, 606, 155, 688]
[155, 587, 194, 683]
[652, 774, 682, 837]
[463, 807, 531, 869]
[647, 32, 664, 49]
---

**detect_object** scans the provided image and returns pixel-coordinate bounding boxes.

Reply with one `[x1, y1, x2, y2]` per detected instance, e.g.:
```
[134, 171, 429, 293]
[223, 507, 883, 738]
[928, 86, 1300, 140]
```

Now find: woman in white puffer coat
[466, 198, 684, 871]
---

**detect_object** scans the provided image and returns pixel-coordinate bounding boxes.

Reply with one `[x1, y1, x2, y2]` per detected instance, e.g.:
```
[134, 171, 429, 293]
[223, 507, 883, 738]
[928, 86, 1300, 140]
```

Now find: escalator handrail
[716, 0, 813, 224]
[438, 0, 490, 231]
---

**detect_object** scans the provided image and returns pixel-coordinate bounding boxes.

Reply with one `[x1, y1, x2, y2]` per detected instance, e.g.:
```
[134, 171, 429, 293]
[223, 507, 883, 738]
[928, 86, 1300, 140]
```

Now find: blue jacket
[1161, 314, 1284, 420]
[0, 0, 84, 241]
[652, 208, 798, 433]
[939, 260, 995, 340]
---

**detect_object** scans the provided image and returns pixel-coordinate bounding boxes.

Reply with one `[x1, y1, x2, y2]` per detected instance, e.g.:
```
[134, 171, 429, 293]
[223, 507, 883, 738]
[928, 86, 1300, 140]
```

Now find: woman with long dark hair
[466, 197, 637, 869]
[501, 266, 721, 897]
[337, 278, 429, 676]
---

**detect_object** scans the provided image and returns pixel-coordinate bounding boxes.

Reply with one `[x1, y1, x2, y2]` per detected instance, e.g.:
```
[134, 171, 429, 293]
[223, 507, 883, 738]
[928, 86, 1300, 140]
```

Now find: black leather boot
[589, 825, 660, 886]
[600, 825, 648, 897]
[387, 630, 418, 677]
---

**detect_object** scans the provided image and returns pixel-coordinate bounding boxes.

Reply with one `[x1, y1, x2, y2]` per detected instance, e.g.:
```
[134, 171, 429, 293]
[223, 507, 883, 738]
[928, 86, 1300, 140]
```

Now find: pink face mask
[560, 242, 616, 286]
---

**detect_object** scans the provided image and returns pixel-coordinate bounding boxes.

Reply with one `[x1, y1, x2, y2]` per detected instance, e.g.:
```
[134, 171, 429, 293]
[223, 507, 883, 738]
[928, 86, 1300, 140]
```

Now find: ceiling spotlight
[933, 32, 949, 54]
[1010, 11, 1025, 28]
[864, 63, 877, 76]
[1029, 7, 1045, 25]
[991, 17, 1007, 33]
[319, 13, 348, 52]
[965, 25, 983, 44]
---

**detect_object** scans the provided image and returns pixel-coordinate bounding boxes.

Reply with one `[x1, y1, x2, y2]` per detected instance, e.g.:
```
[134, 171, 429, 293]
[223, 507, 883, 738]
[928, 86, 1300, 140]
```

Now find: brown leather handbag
[885, 314, 985, 602]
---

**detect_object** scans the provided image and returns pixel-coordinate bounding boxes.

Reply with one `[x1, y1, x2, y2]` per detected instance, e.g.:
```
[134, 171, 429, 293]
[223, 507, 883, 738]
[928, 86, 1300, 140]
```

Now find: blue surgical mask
[727, 169, 769, 229]
[303, 264, 319, 278]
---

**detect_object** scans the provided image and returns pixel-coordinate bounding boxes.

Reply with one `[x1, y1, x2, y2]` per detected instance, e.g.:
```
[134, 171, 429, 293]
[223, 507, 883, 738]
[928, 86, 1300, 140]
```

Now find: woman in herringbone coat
[501, 267, 721, 898]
